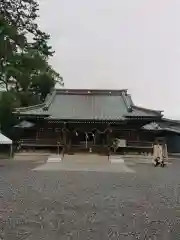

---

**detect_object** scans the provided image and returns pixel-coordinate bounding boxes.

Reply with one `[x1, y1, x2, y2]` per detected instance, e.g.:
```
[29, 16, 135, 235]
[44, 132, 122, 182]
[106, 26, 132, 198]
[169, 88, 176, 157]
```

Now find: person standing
[153, 140, 163, 167]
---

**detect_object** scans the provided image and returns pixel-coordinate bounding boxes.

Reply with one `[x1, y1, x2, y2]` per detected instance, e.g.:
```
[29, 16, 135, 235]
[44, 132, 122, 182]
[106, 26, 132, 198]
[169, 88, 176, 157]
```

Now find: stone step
[109, 155, 172, 165]
[15, 152, 50, 156]
[14, 151, 50, 161]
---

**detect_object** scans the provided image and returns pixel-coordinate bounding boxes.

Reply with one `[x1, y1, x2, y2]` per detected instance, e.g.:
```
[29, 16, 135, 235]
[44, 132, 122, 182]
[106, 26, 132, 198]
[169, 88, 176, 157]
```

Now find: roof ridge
[14, 89, 56, 113]
[14, 103, 45, 112]
[43, 89, 56, 110]
[121, 91, 133, 112]
[162, 118, 180, 123]
[56, 88, 128, 91]
[127, 94, 135, 106]
[55, 88, 128, 94]
[132, 105, 163, 114]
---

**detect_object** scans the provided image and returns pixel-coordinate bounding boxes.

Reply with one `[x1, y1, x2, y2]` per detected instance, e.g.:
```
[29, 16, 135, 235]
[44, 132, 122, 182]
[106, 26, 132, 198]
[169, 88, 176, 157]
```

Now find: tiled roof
[143, 119, 180, 134]
[126, 106, 162, 118]
[142, 122, 162, 130]
[14, 88, 162, 120]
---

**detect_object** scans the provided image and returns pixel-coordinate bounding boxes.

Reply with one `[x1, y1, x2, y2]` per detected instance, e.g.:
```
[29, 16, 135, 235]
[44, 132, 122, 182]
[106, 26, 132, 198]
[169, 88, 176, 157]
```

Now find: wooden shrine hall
[14, 88, 163, 154]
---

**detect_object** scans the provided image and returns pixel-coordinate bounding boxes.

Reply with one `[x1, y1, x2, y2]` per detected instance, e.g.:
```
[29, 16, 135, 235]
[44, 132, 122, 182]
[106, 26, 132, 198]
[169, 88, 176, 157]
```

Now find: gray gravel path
[0, 160, 180, 239]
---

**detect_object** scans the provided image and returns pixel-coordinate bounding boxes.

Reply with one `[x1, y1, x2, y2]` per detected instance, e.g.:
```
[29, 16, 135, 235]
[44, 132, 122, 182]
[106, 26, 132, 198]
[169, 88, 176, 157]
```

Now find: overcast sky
[38, 0, 180, 118]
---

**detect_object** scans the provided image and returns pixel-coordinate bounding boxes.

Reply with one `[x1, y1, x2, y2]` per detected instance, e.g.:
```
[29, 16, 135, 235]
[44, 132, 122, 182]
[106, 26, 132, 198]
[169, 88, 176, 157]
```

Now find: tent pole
[10, 144, 13, 159]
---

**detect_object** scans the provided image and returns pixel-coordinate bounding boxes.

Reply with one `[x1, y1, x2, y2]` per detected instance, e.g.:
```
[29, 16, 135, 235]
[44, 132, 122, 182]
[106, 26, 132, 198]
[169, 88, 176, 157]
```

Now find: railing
[127, 141, 153, 148]
[18, 138, 62, 146]
[111, 140, 153, 155]
[16, 138, 154, 155]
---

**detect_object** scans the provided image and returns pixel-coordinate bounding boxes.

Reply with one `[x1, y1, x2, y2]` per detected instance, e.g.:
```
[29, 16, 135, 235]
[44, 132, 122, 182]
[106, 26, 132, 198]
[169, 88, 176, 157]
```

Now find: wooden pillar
[106, 124, 112, 156]
[73, 128, 79, 145]
[10, 144, 13, 159]
[62, 128, 66, 145]
[67, 129, 72, 153]
[92, 132, 96, 145]
[85, 132, 88, 149]
[62, 124, 67, 153]
[63, 123, 72, 154]
[105, 124, 112, 146]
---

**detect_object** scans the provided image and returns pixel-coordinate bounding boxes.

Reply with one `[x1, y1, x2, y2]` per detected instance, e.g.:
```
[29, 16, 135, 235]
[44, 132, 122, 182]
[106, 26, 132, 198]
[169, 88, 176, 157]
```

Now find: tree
[6, 50, 63, 105]
[0, 0, 63, 103]
[0, 0, 53, 57]
[0, 91, 19, 134]
[0, 16, 26, 91]
[0, 0, 63, 132]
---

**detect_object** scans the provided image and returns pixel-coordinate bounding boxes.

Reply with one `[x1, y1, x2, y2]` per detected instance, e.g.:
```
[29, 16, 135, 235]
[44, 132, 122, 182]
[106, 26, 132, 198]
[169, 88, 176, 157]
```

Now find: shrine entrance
[68, 127, 112, 154]
[71, 130, 96, 152]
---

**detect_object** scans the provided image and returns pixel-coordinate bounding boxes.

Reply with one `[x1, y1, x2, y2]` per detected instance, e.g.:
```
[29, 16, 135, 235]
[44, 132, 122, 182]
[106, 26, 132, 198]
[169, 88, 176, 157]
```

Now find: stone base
[109, 156, 124, 163]
[14, 152, 49, 161]
[47, 155, 62, 163]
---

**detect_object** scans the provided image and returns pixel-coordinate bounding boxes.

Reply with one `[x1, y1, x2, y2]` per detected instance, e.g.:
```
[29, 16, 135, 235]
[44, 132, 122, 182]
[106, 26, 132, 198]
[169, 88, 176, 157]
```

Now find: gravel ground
[0, 160, 180, 239]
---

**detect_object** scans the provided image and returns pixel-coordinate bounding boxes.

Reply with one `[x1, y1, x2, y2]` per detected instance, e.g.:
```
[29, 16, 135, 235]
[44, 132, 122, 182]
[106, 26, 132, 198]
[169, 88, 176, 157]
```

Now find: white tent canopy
[0, 133, 12, 145]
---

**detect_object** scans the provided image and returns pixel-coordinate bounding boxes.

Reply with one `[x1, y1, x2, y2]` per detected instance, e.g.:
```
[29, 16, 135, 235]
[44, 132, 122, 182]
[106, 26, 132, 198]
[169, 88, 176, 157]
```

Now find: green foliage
[0, 91, 19, 134]
[0, 0, 63, 95]
[0, 0, 63, 133]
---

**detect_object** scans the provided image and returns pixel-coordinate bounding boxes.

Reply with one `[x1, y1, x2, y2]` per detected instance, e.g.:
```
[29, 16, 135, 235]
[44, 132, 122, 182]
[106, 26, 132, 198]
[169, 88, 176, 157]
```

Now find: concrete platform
[33, 161, 134, 173]
[33, 153, 134, 172]
[63, 154, 109, 164]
